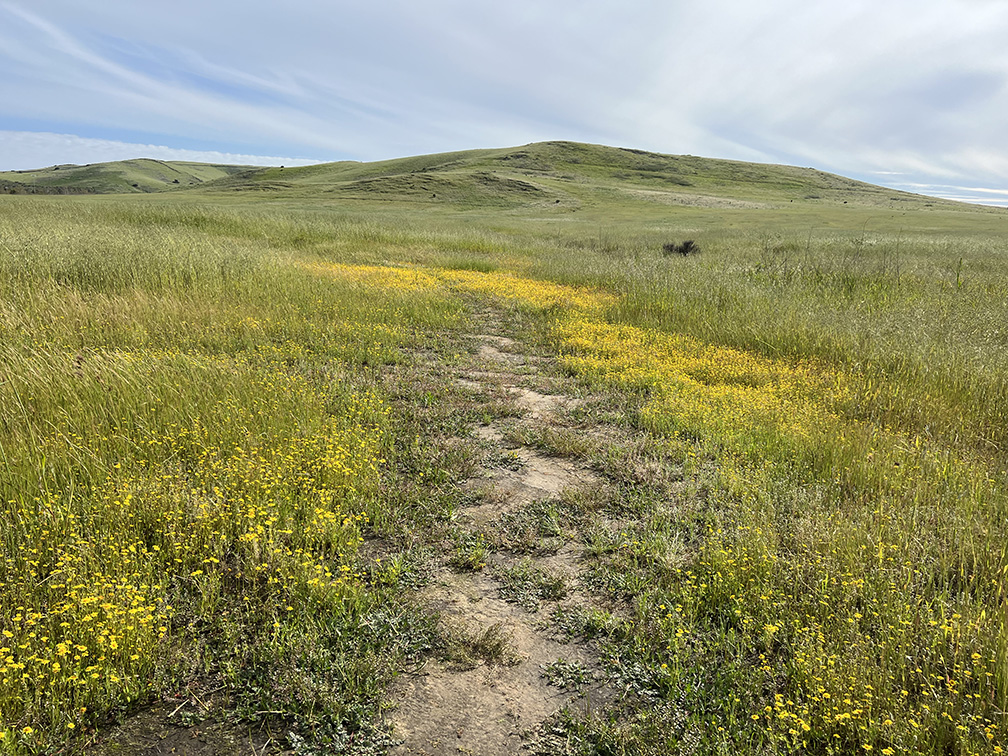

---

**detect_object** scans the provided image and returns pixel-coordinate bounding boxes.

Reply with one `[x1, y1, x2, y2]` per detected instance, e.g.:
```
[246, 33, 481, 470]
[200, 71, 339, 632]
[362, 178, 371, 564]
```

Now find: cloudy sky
[2, 0, 1007, 205]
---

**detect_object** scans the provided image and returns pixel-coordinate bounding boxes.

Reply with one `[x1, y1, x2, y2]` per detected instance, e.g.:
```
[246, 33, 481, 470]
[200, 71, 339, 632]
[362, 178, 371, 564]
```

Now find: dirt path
[84, 315, 647, 756]
[386, 329, 614, 756]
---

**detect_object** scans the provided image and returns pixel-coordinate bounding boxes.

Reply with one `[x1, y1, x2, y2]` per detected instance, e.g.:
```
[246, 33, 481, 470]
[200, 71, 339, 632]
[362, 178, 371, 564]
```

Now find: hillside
[202, 141, 957, 210]
[1, 142, 967, 210]
[0, 158, 253, 194]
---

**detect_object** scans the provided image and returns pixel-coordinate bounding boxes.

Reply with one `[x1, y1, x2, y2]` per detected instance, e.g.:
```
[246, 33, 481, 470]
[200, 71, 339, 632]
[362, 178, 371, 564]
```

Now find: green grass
[0, 159, 256, 194]
[194, 141, 973, 208]
[0, 143, 1006, 754]
[0, 199, 465, 752]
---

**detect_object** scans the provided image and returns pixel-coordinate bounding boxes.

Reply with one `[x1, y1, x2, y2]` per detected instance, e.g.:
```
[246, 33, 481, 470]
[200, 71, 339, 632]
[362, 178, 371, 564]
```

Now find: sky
[2, 1, 1007, 205]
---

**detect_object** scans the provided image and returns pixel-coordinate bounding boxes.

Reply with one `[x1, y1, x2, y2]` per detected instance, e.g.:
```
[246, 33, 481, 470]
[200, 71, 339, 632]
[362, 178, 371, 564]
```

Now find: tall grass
[0, 199, 460, 752]
[1, 190, 1005, 754]
[312, 247, 1007, 752]
[523, 225, 1008, 463]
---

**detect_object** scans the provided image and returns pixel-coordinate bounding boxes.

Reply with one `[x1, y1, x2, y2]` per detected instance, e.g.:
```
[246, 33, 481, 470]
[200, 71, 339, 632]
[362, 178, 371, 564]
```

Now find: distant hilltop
[0, 141, 974, 210]
[0, 158, 253, 194]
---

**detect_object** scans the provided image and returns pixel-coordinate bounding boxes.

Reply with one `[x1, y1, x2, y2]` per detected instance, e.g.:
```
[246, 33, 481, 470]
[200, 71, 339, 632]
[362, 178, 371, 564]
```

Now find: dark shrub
[662, 240, 700, 256]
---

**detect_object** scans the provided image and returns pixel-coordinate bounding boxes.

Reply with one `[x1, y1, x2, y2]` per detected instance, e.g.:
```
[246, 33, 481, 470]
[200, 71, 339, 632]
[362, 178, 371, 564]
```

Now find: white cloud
[887, 182, 1008, 207]
[0, 0, 1006, 194]
[0, 131, 319, 170]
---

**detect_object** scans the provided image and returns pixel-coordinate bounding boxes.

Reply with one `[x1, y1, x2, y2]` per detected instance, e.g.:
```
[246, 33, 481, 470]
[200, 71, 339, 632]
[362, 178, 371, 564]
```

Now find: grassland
[0, 160, 255, 194]
[0, 142, 1006, 754]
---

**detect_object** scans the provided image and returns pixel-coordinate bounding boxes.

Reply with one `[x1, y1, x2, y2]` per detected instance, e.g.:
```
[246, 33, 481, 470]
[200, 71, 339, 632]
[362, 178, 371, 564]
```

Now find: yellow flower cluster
[312, 261, 611, 313]
[1, 350, 388, 736]
[555, 314, 848, 450]
[307, 262, 442, 293]
[318, 261, 1004, 751]
[439, 268, 613, 313]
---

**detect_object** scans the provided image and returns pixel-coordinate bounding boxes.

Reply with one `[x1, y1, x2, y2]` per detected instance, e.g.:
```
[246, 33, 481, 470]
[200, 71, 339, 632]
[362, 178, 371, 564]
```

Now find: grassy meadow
[0, 142, 1006, 754]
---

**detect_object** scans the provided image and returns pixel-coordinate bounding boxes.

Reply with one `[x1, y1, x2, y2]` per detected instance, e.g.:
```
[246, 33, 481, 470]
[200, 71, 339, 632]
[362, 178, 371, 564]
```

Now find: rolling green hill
[201, 141, 956, 210]
[1, 141, 970, 211]
[0, 158, 254, 194]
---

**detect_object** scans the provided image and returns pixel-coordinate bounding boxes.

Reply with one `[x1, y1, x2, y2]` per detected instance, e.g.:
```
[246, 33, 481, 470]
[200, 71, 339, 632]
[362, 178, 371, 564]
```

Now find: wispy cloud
[886, 182, 1008, 207]
[1, 0, 1006, 199]
[0, 131, 319, 170]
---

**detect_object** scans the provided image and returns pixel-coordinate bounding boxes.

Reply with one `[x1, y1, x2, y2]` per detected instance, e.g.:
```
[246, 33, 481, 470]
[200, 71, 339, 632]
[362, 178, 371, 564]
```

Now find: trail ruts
[386, 327, 611, 756]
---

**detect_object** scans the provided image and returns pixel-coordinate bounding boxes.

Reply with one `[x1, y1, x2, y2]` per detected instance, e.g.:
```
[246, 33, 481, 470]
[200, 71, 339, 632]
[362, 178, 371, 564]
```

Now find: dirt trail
[82, 318, 631, 756]
[389, 570, 598, 756]
[387, 331, 607, 755]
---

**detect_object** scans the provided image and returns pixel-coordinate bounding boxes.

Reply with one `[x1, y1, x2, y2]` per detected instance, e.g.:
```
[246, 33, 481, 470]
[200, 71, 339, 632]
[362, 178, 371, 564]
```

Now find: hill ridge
[0, 141, 974, 210]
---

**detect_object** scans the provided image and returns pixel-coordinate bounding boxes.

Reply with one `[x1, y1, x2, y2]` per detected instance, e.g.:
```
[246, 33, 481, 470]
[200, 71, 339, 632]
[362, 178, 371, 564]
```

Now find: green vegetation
[0, 142, 1005, 754]
[0, 159, 254, 194]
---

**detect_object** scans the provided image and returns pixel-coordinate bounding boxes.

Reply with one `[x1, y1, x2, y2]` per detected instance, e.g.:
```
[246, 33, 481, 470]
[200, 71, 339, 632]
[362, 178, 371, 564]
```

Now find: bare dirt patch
[386, 330, 611, 755]
[477, 343, 520, 365]
[388, 570, 601, 756]
[82, 700, 285, 756]
[473, 423, 505, 443]
[512, 387, 582, 420]
[617, 186, 766, 208]
[464, 447, 594, 527]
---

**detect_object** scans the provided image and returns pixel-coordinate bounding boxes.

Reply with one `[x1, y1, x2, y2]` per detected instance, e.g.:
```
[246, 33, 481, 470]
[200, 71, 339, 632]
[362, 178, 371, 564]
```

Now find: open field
[1, 143, 1006, 754]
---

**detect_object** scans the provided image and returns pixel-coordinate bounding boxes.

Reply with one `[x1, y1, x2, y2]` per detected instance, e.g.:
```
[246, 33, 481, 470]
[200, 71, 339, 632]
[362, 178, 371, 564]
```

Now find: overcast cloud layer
[2, 0, 1006, 204]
